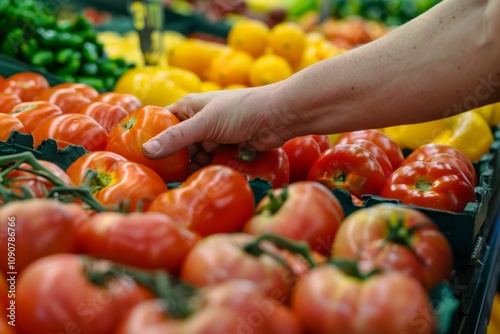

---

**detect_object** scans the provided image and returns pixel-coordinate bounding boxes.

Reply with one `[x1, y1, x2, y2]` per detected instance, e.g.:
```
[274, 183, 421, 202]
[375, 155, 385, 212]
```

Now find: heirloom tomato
[0, 93, 21, 113]
[403, 143, 477, 187]
[9, 101, 62, 133]
[292, 265, 435, 334]
[282, 136, 321, 182]
[0, 72, 49, 101]
[31, 113, 108, 151]
[311, 134, 332, 152]
[77, 212, 200, 274]
[116, 280, 302, 334]
[53, 82, 99, 100]
[331, 203, 453, 291]
[0, 113, 25, 141]
[307, 144, 386, 197]
[335, 129, 404, 170]
[0, 199, 80, 274]
[34, 87, 91, 113]
[244, 181, 344, 255]
[75, 101, 129, 133]
[92, 92, 142, 113]
[66, 151, 168, 212]
[17, 254, 152, 334]
[106, 105, 189, 183]
[211, 145, 290, 188]
[181, 233, 296, 301]
[148, 165, 254, 237]
[423, 153, 477, 188]
[380, 160, 476, 212]
[349, 138, 393, 178]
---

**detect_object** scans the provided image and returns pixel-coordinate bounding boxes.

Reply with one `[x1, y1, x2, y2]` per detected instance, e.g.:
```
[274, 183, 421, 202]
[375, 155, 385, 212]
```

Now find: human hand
[142, 86, 302, 171]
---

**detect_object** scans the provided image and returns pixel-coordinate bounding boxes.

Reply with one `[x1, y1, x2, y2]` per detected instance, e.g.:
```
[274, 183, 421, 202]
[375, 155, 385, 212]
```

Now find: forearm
[275, 0, 500, 136]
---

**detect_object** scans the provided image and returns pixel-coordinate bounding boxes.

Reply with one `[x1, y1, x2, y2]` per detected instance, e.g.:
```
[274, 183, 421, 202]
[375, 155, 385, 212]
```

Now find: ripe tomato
[211, 145, 290, 188]
[424, 153, 477, 188]
[181, 233, 296, 301]
[349, 138, 393, 178]
[0, 113, 26, 141]
[244, 181, 344, 255]
[403, 143, 477, 187]
[77, 212, 200, 274]
[307, 144, 386, 197]
[92, 92, 142, 113]
[0, 199, 79, 275]
[106, 105, 189, 183]
[0, 93, 22, 113]
[9, 101, 62, 133]
[148, 165, 254, 237]
[75, 101, 129, 133]
[32, 113, 108, 151]
[331, 203, 454, 291]
[380, 160, 476, 212]
[0, 72, 50, 102]
[291, 265, 435, 334]
[53, 82, 99, 100]
[34, 87, 91, 113]
[311, 134, 332, 152]
[0, 314, 14, 334]
[335, 129, 404, 170]
[17, 254, 153, 334]
[281, 136, 321, 183]
[66, 151, 168, 212]
[116, 280, 302, 334]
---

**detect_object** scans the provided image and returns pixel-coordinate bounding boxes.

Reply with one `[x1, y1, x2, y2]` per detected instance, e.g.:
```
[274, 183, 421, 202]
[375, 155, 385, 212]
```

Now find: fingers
[142, 116, 205, 159]
[165, 92, 215, 121]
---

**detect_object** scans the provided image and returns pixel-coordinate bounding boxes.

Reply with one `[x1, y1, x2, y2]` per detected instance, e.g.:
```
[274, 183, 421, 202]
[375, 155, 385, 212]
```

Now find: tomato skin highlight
[0, 72, 50, 102]
[148, 165, 255, 237]
[9, 101, 63, 133]
[106, 105, 189, 183]
[307, 143, 386, 197]
[92, 92, 142, 113]
[0, 113, 26, 141]
[66, 151, 168, 212]
[34, 87, 91, 113]
[0, 92, 22, 113]
[349, 138, 394, 178]
[380, 160, 476, 213]
[281, 136, 321, 183]
[53, 83, 99, 100]
[211, 145, 290, 188]
[75, 101, 129, 133]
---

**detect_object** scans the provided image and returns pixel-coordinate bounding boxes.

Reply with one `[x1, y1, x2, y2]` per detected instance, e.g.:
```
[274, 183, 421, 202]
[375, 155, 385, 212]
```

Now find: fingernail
[143, 139, 161, 155]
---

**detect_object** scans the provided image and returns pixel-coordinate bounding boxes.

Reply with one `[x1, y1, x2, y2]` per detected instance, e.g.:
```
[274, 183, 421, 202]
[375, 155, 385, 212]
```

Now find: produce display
[0, 1, 500, 333]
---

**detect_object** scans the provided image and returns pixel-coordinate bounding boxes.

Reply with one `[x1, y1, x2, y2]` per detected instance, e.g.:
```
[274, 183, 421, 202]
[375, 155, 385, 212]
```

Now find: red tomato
[424, 153, 477, 188]
[0, 113, 26, 141]
[66, 151, 168, 212]
[331, 203, 454, 291]
[311, 134, 332, 152]
[0, 315, 14, 334]
[74, 101, 129, 133]
[77, 212, 200, 274]
[17, 254, 153, 334]
[9, 101, 63, 133]
[0, 72, 50, 102]
[308, 144, 386, 197]
[244, 181, 344, 255]
[181, 233, 296, 301]
[380, 160, 476, 212]
[116, 280, 302, 334]
[0, 199, 79, 275]
[292, 265, 435, 334]
[211, 145, 290, 188]
[52, 82, 99, 100]
[282, 136, 321, 183]
[106, 105, 189, 183]
[335, 129, 405, 170]
[403, 143, 477, 187]
[34, 87, 91, 113]
[32, 113, 108, 151]
[349, 138, 393, 178]
[92, 92, 142, 113]
[148, 165, 255, 237]
[0, 93, 22, 113]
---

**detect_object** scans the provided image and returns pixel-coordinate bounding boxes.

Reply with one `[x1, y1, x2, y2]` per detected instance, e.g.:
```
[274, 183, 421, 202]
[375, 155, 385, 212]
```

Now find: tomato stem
[258, 187, 288, 215]
[237, 149, 257, 162]
[243, 233, 317, 268]
[415, 178, 433, 191]
[119, 116, 137, 131]
[333, 169, 348, 185]
[329, 259, 381, 280]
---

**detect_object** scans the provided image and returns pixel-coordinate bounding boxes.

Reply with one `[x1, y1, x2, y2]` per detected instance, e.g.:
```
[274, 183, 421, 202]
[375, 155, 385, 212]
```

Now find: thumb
[142, 116, 204, 159]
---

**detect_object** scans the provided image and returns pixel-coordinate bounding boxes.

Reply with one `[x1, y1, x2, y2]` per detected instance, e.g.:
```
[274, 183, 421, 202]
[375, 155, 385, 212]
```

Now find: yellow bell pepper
[472, 101, 500, 127]
[383, 118, 448, 150]
[431, 111, 493, 162]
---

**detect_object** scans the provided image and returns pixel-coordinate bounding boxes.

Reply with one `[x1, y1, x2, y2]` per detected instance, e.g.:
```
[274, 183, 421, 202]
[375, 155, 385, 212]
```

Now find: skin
[143, 0, 500, 169]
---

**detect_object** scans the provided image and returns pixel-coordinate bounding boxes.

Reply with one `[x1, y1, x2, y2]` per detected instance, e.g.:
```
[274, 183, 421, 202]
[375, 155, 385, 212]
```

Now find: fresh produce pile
[0, 0, 134, 91]
[1, 66, 500, 333]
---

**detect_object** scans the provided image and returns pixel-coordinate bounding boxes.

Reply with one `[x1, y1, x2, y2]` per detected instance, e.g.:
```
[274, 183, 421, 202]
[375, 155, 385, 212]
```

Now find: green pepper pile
[0, 0, 135, 91]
